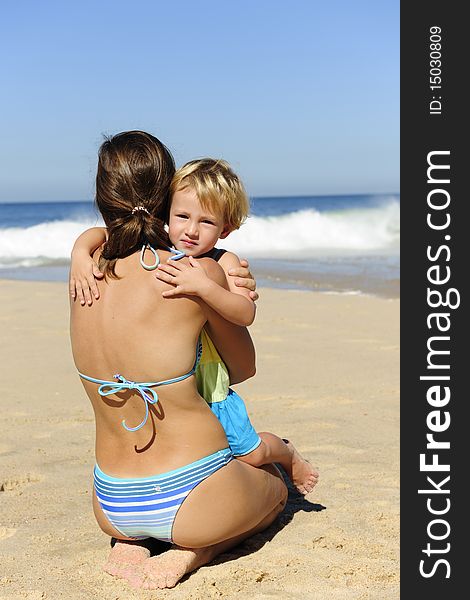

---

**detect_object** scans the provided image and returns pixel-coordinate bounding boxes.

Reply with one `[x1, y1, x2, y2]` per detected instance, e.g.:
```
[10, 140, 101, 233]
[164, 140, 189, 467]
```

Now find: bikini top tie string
[78, 338, 202, 433]
[140, 244, 186, 271]
[97, 374, 159, 432]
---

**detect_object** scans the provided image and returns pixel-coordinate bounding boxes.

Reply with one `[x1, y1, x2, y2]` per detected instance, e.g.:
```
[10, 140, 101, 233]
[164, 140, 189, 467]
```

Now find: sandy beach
[0, 279, 399, 599]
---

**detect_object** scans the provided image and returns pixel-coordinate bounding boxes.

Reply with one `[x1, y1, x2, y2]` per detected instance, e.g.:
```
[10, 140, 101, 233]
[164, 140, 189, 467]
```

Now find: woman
[70, 131, 287, 590]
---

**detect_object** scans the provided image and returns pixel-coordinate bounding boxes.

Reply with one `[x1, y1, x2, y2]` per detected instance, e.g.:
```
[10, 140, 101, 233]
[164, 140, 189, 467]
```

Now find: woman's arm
[179, 258, 255, 385]
[193, 259, 256, 384]
[204, 307, 256, 384]
[228, 259, 259, 302]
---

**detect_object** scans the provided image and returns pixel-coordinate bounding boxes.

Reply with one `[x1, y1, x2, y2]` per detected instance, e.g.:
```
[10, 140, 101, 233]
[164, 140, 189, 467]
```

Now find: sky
[0, 0, 399, 202]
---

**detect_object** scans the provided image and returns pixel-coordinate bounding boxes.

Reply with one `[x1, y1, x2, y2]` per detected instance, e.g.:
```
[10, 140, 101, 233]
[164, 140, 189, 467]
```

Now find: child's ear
[219, 225, 232, 239]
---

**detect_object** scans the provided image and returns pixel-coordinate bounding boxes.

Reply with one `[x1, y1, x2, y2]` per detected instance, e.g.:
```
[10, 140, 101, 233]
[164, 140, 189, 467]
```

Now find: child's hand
[156, 256, 211, 298]
[69, 255, 103, 306]
[228, 259, 259, 302]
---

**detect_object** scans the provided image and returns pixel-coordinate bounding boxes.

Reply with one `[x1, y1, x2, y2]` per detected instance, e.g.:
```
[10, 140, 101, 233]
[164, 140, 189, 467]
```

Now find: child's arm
[156, 255, 256, 326]
[69, 227, 107, 305]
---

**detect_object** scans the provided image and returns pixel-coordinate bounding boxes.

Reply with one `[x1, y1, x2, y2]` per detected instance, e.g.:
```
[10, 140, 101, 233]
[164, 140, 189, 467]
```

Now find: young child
[70, 159, 318, 495]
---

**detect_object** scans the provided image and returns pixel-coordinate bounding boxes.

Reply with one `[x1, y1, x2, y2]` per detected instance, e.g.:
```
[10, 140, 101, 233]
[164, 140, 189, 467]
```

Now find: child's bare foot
[129, 546, 211, 589]
[103, 540, 150, 580]
[283, 439, 319, 495]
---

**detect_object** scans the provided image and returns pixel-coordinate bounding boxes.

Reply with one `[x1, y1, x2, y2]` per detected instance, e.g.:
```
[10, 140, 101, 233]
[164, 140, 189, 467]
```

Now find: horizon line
[0, 191, 401, 205]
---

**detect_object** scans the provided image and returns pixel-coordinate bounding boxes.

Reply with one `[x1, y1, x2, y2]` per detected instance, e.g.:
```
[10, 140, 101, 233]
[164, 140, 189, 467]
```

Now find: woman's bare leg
[103, 433, 318, 583]
[172, 460, 287, 548]
[136, 496, 287, 590]
[120, 461, 287, 589]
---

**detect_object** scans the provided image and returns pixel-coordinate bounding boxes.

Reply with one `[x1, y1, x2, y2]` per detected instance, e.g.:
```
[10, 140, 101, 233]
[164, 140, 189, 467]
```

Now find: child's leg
[236, 432, 319, 495]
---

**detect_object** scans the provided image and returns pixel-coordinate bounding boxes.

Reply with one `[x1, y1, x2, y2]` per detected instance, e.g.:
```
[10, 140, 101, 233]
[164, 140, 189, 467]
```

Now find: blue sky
[0, 0, 398, 202]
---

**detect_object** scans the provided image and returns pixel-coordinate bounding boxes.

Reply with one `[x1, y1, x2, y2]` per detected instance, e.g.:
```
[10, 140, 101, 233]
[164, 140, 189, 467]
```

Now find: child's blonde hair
[170, 159, 250, 230]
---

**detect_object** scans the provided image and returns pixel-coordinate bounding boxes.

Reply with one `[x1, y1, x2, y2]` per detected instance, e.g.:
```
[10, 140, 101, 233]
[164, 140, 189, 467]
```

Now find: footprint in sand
[0, 474, 40, 492]
[0, 527, 17, 540]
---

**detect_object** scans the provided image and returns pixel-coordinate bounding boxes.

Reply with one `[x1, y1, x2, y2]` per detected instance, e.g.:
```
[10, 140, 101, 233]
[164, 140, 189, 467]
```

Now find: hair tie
[131, 206, 150, 215]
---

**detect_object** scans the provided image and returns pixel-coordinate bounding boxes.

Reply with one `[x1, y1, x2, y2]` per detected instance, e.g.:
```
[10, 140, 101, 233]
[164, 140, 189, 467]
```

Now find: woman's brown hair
[95, 130, 175, 278]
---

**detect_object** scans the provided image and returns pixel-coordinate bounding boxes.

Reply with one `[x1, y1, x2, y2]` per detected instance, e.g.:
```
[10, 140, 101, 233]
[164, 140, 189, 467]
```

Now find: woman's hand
[156, 256, 211, 298]
[69, 253, 104, 306]
[228, 259, 259, 302]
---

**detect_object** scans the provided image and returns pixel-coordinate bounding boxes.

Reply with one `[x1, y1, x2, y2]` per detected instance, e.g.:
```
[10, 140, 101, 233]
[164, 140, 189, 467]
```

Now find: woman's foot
[283, 439, 319, 495]
[126, 546, 212, 590]
[103, 540, 150, 580]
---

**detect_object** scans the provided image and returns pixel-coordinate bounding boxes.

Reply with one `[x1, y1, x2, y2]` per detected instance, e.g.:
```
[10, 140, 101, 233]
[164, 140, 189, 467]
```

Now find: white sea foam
[0, 201, 399, 268]
[0, 218, 102, 268]
[219, 200, 400, 256]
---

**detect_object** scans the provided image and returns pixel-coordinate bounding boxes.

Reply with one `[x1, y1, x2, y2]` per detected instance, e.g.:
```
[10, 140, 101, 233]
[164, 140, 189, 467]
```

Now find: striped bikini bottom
[94, 448, 233, 543]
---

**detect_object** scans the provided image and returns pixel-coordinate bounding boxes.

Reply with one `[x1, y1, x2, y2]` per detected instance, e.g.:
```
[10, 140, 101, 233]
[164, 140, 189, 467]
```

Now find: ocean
[0, 195, 400, 297]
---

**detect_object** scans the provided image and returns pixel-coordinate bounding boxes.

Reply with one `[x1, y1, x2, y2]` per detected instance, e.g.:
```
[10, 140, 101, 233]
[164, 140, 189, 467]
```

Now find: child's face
[168, 187, 230, 256]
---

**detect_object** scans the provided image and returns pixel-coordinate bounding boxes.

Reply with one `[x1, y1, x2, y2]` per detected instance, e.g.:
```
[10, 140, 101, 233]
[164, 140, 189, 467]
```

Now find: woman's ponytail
[95, 131, 175, 278]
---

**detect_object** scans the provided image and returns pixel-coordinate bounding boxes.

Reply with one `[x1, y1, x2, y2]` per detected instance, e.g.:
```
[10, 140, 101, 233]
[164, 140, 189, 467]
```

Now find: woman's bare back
[70, 249, 229, 475]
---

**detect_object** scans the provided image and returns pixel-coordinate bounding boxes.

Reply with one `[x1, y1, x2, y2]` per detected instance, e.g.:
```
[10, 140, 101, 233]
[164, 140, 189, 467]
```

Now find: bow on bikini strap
[97, 374, 158, 432]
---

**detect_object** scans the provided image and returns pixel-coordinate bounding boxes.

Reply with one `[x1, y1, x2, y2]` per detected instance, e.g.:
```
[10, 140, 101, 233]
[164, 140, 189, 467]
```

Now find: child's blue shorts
[208, 388, 261, 457]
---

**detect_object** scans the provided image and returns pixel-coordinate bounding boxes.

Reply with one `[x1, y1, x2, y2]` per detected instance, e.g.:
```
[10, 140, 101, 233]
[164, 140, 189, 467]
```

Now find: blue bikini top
[78, 242, 199, 433]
